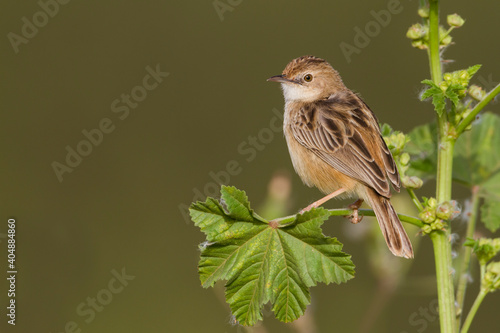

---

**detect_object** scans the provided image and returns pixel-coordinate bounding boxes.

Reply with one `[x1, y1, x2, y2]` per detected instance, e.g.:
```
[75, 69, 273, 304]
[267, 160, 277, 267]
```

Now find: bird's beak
[267, 75, 297, 84]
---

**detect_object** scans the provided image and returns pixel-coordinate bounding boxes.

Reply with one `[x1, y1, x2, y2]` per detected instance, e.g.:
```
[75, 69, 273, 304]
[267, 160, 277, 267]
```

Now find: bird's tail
[365, 188, 414, 259]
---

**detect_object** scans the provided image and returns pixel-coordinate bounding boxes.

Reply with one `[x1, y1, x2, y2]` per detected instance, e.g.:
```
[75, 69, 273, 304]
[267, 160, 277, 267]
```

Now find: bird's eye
[303, 74, 313, 82]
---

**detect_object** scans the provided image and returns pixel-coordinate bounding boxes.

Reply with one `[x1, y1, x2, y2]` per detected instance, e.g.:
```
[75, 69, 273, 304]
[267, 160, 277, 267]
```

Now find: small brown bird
[268, 55, 413, 258]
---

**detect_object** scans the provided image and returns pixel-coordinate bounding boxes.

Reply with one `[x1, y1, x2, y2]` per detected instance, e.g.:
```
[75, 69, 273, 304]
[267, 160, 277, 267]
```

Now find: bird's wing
[289, 91, 400, 197]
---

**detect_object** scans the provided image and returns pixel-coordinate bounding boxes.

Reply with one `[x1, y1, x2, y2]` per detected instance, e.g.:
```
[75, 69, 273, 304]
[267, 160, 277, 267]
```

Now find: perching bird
[268, 55, 413, 258]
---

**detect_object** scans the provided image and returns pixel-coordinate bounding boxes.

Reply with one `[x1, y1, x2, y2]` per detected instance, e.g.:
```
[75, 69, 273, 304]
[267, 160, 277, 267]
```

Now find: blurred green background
[1, 0, 499, 332]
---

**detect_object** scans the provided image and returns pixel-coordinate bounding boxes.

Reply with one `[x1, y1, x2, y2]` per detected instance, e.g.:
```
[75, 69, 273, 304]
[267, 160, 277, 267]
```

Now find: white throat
[281, 83, 321, 102]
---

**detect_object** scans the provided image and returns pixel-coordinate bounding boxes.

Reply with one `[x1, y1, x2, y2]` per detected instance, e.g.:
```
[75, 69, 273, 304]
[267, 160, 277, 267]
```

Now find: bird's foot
[347, 199, 364, 224]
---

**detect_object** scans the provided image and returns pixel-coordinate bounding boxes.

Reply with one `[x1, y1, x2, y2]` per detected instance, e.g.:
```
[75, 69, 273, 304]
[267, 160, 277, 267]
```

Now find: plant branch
[428, 1, 443, 86]
[428, 1, 457, 332]
[459, 289, 488, 333]
[455, 186, 480, 329]
[456, 83, 500, 136]
[407, 188, 424, 211]
[274, 208, 424, 228]
[440, 27, 455, 43]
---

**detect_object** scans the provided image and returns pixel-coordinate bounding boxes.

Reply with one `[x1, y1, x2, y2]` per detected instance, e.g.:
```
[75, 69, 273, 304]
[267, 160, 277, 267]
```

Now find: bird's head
[268, 55, 346, 102]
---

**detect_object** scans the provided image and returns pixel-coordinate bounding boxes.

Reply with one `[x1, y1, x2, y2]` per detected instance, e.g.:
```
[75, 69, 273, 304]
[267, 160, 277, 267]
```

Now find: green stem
[407, 188, 424, 211]
[440, 27, 455, 43]
[274, 208, 424, 228]
[455, 83, 500, 136]
[455, 186, 480, 329]
[428, 0, 443, 87]
[460, 288, 488, 333]
[428, 1, 457, 332]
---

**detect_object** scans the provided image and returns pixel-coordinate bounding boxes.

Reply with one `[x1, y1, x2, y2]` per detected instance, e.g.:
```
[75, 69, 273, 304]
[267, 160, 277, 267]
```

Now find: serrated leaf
[421, 79, 438, 88]
[432, 93, 446, 116]
[445, 85, 461, 107]
[420, 81, 446, 116]
[220, 186, 256, 222]
[467, 64, 482, 77]
[421, 86, 440, 100]
[190, 187, 355, 326]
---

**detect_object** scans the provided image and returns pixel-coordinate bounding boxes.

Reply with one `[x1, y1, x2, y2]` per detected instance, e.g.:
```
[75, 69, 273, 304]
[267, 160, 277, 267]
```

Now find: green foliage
[455, 113, 500, 232]
[465, 237, 500, 293]
[464, 238, 500, 266]
[484, 262, 500, 292]
[406, 11, 464, 50]
[405, 122, 438, 179]
[421, 65, 481, 117]
[382, 124, 423, 189]
[190, 186, 355, 326]
[406, 113, 500, 232]
[421, 80, 447, 116]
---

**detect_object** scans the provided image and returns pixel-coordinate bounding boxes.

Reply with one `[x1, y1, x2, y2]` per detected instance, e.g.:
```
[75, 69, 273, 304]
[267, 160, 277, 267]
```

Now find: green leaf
[220, 186, 261, 222]
[380, 123, 393, 137]
[190, 186, 355, 326]
[467, 64, 482, 77]
[407, 113, 500, 231]
[421, 80, 447, 116]
[405, 122, 438, 180]
[445, 84, 461, 107]
[421, 79, 438, 88]
[480, 194, 500, 232]
[464, 237, 500, 265]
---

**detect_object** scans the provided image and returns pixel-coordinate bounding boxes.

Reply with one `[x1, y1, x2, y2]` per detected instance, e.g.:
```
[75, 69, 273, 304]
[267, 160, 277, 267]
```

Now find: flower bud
[469, 85, 486, 101]
[400, 153, 410, 166]
[406, 23, 426, 40]
[419, 208, 436, 224]
[412, 39, 427, 50]
[439, 81, 449, 92]
[422, 224, 432, 234]
[432, 219, 446, 231]
[427, 198, 438, 209]
[458, 89, 467, 98]
[403, 176, 423, 190]
[483, 262, 500, 291]
[418, 7, 429, 18]
[447, 14, 465, 28]
[459, 70, 469, 80]
[436, 201, 454, 220]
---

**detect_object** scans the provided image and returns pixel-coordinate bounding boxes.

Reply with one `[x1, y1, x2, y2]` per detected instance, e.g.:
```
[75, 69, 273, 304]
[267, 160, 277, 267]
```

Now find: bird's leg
[299, 188, 347, 214]
[347, 199, 364, 224]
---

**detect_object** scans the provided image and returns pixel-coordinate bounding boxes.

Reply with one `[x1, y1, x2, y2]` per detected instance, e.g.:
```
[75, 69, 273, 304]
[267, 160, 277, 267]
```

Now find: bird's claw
[347, 210, 363, 224]
[347, 199, 364, 224]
